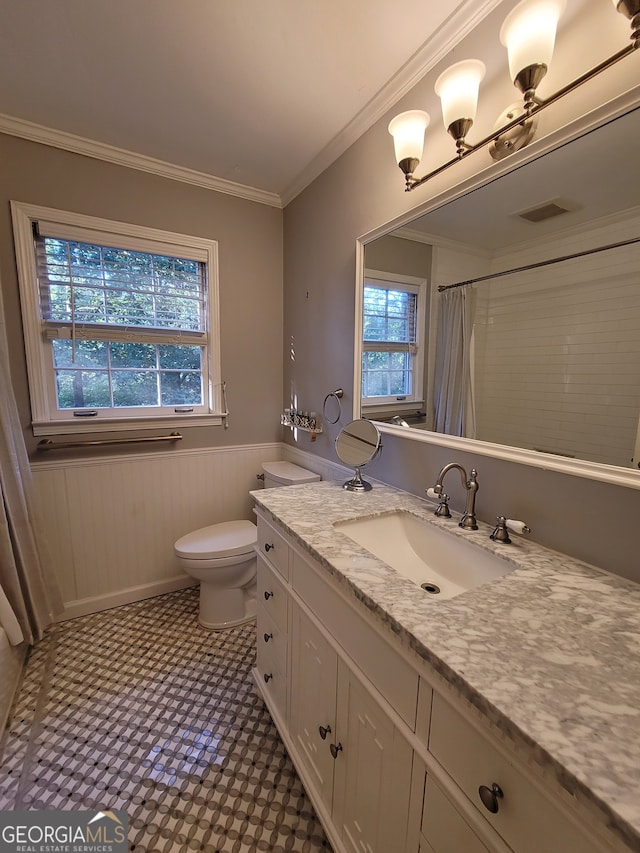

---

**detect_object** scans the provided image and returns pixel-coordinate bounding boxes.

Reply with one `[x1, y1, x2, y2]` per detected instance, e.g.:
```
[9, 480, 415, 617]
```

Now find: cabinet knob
[478, 783, 503, 814]
[265, 543, 274, 552]
[318, 724, 332, 740]
[264, 590, 274, 600]
[264, 673, 273, 683]
[263, 632, 273, 643]
[329, 742, 343, 759]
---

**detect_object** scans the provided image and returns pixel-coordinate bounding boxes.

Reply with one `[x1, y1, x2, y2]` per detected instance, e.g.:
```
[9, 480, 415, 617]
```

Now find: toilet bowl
[175, 461, 320, 629]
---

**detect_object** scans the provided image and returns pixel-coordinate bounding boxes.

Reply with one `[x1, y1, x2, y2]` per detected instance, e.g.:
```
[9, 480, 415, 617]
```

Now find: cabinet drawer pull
[264, 673, 273, 683]
[263, 632, 273, 643]
[264, 590, 274, 600]
[329, 742, 343, 759]
[265, 543, 274, 552]
[318, 724, 332, 740]
[478, 783, 503, 814]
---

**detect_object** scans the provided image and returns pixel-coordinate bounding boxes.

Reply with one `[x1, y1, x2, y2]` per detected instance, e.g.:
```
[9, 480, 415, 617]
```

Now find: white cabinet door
[289, 603, 339, 813]
[332, 659, 414, 853]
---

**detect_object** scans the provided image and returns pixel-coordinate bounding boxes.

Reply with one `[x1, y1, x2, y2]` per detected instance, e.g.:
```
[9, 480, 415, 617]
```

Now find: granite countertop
[250, 480, 640, 852]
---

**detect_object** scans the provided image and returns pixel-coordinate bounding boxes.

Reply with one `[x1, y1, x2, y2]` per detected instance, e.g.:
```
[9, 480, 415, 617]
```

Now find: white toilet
[174, 461, 320, 629]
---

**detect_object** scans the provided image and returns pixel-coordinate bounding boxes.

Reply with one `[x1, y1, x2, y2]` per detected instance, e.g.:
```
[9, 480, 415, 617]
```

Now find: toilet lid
[175, 520, 257, 559]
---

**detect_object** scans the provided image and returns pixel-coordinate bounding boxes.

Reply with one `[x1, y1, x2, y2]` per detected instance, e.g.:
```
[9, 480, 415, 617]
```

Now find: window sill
[361, 400, 425, 417]
[32, 413, 226, 437]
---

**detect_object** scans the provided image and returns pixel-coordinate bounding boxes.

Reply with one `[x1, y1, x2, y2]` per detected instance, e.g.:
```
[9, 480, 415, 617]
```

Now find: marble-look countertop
[250, 480, 640, 851]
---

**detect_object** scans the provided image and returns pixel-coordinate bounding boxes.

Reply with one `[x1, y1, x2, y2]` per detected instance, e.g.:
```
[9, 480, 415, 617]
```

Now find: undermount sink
[334, 510, 515, 599]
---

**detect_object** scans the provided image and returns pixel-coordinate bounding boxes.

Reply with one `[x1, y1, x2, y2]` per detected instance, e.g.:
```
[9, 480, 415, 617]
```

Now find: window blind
[34, 229, 207, 347]
[362, 284, 418, 351]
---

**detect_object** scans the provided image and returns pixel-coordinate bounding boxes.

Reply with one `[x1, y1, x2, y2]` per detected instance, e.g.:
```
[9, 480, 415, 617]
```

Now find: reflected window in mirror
[361, 269, 428, 422]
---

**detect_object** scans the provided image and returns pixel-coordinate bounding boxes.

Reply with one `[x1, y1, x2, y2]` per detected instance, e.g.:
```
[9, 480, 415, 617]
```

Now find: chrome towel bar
[37, 431, 183, 451]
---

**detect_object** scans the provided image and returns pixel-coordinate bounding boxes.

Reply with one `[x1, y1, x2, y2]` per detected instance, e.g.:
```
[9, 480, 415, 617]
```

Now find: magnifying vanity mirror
[356, 105, 640, 489]
[335, 419, 382, 492]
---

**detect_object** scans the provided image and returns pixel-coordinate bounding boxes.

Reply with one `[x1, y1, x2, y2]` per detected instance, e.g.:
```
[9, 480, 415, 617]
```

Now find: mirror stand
[335, 419, 382, 492]
[343, 466, 372, 492]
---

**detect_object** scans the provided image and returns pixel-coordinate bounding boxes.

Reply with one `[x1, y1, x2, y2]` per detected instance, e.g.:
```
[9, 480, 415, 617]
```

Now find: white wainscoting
[31, 443, 282, 620]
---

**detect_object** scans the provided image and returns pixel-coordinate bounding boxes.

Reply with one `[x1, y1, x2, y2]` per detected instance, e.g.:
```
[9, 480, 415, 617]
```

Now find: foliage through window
[362, 275, 422, 403]
[11, 203, 222, 433]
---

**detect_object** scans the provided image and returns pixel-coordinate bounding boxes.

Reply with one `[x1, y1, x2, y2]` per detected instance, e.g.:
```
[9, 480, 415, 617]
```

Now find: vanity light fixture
[434, 59, 486, 156]
[389, 0, 639, 191]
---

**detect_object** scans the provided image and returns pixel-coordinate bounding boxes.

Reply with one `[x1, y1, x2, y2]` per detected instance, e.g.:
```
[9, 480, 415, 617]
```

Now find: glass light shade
[500, 0, 566, 82]
[388, 110, 430, 165]
[434, 59, 486, 130]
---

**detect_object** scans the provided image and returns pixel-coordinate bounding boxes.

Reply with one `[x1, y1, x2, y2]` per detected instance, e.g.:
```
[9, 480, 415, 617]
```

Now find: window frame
[11, 201, 224, 435]
[360, 269, 427, 413]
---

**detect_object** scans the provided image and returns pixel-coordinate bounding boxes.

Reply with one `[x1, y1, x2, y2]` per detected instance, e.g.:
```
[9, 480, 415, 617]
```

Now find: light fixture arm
[404, 40, 636, 192]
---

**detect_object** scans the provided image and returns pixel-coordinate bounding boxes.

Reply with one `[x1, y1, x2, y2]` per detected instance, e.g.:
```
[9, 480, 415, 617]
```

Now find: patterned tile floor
[0, 588, 332, 852]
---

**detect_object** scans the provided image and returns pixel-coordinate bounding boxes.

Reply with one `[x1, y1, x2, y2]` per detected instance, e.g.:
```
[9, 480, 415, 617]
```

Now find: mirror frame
[354, 90, 640, 490]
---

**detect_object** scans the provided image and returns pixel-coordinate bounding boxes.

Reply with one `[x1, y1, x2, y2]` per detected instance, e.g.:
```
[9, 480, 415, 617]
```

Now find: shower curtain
[433, 288, 477, 438]
[0, 339, 61, 646]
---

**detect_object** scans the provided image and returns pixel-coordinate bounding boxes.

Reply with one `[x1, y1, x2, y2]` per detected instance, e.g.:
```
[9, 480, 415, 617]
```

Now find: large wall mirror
[356, 105, 640, 489]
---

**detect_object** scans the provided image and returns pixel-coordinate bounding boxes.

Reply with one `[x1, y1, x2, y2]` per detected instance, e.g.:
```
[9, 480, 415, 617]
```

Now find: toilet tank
[261, 461, 321, 489]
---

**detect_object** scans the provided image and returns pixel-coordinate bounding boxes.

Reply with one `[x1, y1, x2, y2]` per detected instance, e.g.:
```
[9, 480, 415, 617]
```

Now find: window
[11, 202, 222, 434]
[361, 271, 426, 408]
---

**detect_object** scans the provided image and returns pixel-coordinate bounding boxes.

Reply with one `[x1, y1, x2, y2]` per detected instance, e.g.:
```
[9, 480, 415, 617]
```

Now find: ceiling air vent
[516, 198, 577, 223]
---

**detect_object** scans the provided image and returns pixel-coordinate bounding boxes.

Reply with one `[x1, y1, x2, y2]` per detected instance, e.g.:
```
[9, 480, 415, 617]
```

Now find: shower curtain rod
[437, 236, 640, 293]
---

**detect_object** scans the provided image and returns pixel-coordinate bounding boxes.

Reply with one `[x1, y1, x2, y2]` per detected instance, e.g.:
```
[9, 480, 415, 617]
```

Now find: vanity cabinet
[290, 601, 414, 852]
[425, 692, 605, 853]
[289, 603, 338, 812]
[253, 508, 625, 853]
[255, 554, 290, 721]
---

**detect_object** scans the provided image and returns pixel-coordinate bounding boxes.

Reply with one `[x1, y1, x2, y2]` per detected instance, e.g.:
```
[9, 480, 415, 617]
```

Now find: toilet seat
[175, 520, 257, 560]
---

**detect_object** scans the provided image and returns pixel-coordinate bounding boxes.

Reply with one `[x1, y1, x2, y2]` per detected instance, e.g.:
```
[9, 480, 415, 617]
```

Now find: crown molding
[280, 0, 505, 206]
[393, 226, 493, 257]
[0, 113, 283, 209]
[0, 0, 504, 212]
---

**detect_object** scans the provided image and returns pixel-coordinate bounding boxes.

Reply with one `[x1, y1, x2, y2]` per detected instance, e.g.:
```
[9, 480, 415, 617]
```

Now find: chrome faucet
[432, 463, 479, 530]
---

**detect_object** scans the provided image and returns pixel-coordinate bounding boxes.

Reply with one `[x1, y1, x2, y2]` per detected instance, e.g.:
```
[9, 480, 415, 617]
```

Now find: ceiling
[0, 0, 498, 206]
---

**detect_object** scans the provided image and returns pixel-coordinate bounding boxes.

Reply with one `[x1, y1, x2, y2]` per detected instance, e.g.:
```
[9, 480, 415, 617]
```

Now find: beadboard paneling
[31, 443, 281, 619]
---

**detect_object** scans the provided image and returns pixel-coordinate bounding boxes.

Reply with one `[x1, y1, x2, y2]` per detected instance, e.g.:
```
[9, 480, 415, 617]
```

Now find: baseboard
[58, 576, 198, 621]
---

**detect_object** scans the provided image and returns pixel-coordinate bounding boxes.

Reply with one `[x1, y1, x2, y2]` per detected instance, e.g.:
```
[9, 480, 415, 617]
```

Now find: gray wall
[0, 134, 284, 458]
[282, 0, 640, 583]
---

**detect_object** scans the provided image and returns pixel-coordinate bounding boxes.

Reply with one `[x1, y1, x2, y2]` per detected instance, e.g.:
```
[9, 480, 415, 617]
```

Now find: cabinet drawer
[429, 693, 604, 853]
[256, 610, 287, 720]
[257, 516, 290, 579]
[257, 660, 287, 722]
[422, 776, 491, 853]
[257, 606, 287, 682]
[257, 556, 288, 634]
[292, 551, 419, 730]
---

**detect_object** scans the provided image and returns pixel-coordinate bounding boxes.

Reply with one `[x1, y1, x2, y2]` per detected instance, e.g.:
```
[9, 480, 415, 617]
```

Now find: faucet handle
[490, 516, 531, 544]
[506, 518, 531, 535]
[427, 487, 451, 518]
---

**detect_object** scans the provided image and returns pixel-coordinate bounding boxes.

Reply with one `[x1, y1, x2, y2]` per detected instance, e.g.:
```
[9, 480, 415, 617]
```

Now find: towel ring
[322, 389, 344, 424]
